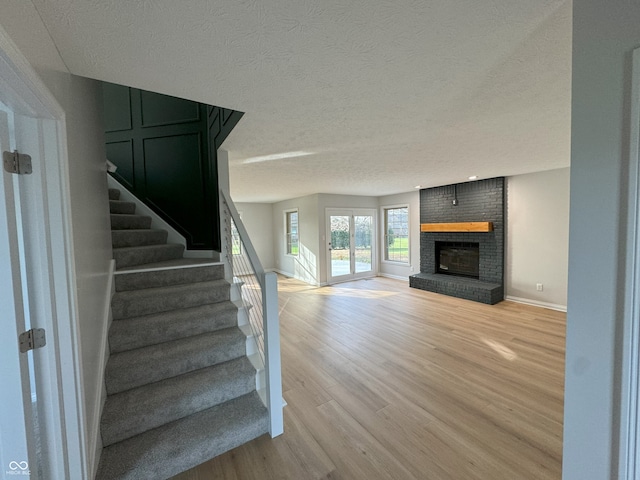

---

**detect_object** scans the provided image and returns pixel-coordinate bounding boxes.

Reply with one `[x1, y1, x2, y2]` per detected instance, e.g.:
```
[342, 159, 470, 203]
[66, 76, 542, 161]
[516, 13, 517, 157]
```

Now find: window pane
[384, 207, 409, 263]
[286, 211, 299, 255]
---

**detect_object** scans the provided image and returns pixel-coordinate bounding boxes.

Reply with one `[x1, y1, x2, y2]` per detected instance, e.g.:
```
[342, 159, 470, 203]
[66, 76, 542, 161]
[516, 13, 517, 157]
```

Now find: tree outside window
[286, 210, 299, 255]
[384, 206, 409, 263]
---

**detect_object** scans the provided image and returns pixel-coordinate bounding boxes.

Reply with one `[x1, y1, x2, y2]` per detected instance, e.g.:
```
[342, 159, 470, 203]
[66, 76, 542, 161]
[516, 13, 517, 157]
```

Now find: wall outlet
[536, 283, 543, 291]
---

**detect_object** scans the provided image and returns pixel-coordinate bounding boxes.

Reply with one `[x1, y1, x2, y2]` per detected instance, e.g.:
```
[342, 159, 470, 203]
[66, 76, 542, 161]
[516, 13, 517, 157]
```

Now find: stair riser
[111, 214, 152, 230]
[112, 230, 168, 248]
[108, 188, 120, 201]
[112, 283, 230, 320]
[105, 329, 246, 394]
[101, 358, 256, 446]
[115, 264, 225, 292]
[109, 303, 238, 353]
[109, 201, 136, 214]
[114, 244, 184, 269]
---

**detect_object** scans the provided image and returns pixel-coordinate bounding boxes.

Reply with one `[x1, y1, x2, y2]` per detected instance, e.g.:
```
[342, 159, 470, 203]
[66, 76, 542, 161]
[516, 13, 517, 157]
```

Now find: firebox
[436, 241, 480, 279]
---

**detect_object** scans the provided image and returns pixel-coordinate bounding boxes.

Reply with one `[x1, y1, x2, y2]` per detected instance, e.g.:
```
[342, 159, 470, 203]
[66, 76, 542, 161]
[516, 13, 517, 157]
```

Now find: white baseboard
[89, 259, 115, 477]
[271, 268, 322, 286]
[378, 273, 409, 282]
[505, 295, 567, 312]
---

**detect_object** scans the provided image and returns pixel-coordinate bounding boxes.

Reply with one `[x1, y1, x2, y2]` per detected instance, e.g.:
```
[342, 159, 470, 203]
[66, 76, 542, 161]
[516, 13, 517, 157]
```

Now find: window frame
[284, 208, 299, 257]
[381, 204, 410, 265]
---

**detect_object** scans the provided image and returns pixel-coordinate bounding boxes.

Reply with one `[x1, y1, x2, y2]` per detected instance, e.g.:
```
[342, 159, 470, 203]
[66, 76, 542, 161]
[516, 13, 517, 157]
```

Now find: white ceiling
[30, 0, 571, 203]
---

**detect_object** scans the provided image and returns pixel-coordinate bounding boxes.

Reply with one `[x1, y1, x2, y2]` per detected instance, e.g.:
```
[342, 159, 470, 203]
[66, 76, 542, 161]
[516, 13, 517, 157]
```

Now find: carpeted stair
[96, 188, 268, 480]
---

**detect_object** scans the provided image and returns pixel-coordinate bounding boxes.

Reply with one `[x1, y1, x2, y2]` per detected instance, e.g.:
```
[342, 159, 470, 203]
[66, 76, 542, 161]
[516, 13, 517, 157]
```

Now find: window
[285, 209, 299, 256]
[383, 206, 409, 263]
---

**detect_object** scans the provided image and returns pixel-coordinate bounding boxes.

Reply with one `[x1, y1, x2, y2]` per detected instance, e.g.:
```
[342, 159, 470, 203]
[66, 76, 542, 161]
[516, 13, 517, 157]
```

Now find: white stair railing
[219, 189, 283, 437]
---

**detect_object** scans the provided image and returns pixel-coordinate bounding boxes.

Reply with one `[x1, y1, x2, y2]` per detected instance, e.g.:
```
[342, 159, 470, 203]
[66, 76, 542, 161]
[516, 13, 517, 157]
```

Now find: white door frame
[326, 208, 377, 284]
[620, 46, 640, 479]
[0, 25, 87, 478]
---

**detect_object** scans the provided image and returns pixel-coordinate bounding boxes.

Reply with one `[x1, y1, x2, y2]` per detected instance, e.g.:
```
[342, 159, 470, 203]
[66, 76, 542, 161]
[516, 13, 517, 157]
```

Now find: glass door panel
[354, 215, 373, 273]
[327, 209, 376, 283]
[329, 214, 351, 278]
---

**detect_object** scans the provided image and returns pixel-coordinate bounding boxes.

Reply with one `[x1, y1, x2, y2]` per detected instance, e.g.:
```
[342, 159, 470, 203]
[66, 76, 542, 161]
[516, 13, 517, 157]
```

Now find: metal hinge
[19, 328, 46, 353]
[3, 150, 32, 175]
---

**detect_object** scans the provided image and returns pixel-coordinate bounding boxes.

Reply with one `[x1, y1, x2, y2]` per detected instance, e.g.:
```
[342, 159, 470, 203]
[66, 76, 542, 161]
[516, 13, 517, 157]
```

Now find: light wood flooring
[172, 276, 565, 480]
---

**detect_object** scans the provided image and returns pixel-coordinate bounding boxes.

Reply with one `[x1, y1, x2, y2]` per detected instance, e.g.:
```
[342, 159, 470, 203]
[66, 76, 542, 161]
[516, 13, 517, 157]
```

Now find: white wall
[272, 194, 321, 284]
[235, 202, 275, 270]
[378, 191, 421, 280]
[506, 168, 570, 310]
[564, 1, 640, 477]
[0, 2, 112, 473]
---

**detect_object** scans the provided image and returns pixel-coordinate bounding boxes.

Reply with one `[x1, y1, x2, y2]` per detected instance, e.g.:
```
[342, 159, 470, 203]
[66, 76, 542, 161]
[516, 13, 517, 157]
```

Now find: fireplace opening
[436, 241, 480, 279]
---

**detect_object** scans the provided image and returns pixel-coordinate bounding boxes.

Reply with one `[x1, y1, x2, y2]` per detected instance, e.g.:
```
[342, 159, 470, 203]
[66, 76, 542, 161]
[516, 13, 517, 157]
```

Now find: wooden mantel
[421, 222, 493, 233]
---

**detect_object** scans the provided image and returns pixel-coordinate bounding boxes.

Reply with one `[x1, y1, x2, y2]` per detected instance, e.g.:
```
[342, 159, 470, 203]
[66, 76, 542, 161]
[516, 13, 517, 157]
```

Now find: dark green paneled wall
[103, 83, 243, 250]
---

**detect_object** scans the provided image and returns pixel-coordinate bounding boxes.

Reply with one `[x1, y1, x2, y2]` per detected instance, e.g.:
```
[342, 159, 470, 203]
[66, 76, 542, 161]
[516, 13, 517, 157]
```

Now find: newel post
[262, 271, 283, 437]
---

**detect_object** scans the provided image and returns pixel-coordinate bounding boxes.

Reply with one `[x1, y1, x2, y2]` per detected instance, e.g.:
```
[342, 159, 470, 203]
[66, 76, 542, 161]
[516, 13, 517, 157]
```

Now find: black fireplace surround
[410, 177, 504, 304]
[436, 242, 480, 278]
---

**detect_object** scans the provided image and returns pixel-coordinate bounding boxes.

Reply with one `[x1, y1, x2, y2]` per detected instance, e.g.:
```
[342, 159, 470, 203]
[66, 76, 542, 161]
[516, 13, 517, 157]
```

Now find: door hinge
[3, 150, 32, 175]
[19, 328, 46, 353]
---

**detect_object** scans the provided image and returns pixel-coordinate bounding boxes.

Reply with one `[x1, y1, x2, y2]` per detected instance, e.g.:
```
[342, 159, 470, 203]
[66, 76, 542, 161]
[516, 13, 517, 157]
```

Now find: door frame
[0, 26, 87, 478]
[325, 208, 377, 284]
[620, 46, 640, 479]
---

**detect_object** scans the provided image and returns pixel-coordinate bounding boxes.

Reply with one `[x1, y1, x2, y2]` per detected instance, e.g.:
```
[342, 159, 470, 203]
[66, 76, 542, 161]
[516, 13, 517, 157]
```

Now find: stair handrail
[220, 189, 265, 284]
[219, 189, 284, 438]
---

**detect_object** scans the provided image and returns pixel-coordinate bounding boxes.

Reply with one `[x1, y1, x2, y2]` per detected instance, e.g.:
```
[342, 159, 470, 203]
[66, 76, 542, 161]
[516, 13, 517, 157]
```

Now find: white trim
[114, 260, 222, 276]
[89, 259, 115, 477]
[0, 24, 88, 478]
[380, 203, 410, 265]
[378, 273, 409, 282]
[324, 273, 376, 286]
[270, 268, 324, 286]
[505, 295, 567, 313]
[284, 208, 299, 257]
[619, 46, 640, 480]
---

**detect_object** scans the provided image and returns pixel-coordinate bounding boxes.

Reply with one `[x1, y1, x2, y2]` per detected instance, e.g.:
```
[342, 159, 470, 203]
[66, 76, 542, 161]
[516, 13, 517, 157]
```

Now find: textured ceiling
[30, 0, 571, 202]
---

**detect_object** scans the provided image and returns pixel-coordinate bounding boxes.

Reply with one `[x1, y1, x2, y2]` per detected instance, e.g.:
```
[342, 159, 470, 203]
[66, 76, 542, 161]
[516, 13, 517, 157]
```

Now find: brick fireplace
[409, 177, 504, 304]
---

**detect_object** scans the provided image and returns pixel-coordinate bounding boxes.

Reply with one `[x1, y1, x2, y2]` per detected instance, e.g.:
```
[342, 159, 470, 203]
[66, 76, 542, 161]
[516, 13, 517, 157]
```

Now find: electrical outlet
[536, 283, 543, 291]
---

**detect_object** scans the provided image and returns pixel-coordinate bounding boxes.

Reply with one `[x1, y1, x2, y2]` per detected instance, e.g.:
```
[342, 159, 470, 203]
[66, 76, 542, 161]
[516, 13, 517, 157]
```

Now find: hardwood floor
[172, 276, 565, 480]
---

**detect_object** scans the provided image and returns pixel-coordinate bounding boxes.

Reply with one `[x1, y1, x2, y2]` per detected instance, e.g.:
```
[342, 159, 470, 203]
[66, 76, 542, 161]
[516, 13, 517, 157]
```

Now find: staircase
[96, 188, 269, 480]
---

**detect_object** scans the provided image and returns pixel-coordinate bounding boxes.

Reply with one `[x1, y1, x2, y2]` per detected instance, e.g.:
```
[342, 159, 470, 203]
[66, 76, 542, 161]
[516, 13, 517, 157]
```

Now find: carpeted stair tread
[112, 279, 230, 320]
[105, 327, 247, 394]
[109, 200, 136, 214]
[112, 229, 168, 248]
[109, 301, 238, 353]
[101, 187, 266, 478]
[96, 391, 269, 480]
[115, 262, 224, 291]
[111, 213, 152, 230]
[113, 243, 185, 269]
[101, 356, 257, 446]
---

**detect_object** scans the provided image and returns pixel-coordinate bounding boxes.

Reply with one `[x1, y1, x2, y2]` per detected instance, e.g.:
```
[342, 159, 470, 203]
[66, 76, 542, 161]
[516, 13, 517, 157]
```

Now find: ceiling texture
[29, 0, 571, 203]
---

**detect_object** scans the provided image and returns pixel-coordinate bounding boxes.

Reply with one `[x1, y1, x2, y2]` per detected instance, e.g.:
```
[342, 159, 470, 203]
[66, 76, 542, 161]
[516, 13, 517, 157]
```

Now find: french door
[326, 209, 376, 283]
